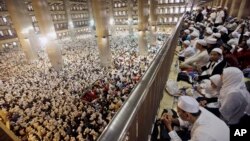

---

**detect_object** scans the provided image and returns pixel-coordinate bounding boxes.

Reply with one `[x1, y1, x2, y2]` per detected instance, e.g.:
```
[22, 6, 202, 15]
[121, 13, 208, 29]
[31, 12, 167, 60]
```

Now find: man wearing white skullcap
[180, 39, 209, 70]
[194, 48, 227, 81]
[215, 7, 225, 26]
[161, 96, 229, 141]
[220, 27, 230, 43]
[206, 37, 218, 53]
[227, 32, 239, 46]
[179, 40, 195, 61]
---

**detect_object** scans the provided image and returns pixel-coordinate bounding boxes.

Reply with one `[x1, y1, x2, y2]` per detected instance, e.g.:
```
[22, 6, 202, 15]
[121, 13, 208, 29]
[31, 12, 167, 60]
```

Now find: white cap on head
[197, 39, 207, 46]
[206, 37, 217, 44]
[184, 29, 190, 34]
[232, 32, 240, 38]
[211, 48, 222, 54]
[206, 27, 213, 34]
[213, 33, 221, 38]
[224, 7, 228, 10]
[190, 31, 199, 37]
[217, 25, 224, 30]
[178, 96, 200, 113]
[183, 40, 191, 46]
[247, 39, 250, 47]
[189, 27, 195, 31]
[220, 27, 228, 34]
[243, 31, 250, 37]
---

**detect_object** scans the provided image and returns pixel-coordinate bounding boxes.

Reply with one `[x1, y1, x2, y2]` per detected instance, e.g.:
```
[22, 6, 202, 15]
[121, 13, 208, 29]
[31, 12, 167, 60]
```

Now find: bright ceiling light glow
[39, 36, 48, 48]
[109, 18, 114, 25]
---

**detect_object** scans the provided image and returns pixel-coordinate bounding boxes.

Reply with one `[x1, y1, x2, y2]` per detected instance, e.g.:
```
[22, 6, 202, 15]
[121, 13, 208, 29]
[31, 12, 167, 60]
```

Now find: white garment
[182, 50, 209, 68]
[209, 12, 216, 22]
[179, 46, 195, 58]
[215, 10, 225, 24]
[219, 67, 250, 124]
[227, 38, 239, 46]
[202, 9, 207, 16]
[168, 107, 230, 141]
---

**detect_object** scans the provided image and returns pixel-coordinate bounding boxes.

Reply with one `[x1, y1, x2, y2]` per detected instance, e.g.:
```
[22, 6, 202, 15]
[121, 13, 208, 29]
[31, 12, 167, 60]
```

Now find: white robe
[168, 107, 230, 141]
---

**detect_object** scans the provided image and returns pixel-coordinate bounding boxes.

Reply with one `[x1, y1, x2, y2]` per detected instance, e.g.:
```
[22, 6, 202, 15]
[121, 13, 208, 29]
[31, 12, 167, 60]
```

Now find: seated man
[194, 48, 227, 81]
[178, 40, 195, 61]
[180, 39, 209, 71]
[161, 96, 229, 141]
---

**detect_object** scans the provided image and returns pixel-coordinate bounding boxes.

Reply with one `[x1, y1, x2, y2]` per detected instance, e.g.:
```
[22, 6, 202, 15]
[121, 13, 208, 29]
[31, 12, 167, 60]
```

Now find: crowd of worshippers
[0, 33, 162, 141]
[160, 6, 250, 141]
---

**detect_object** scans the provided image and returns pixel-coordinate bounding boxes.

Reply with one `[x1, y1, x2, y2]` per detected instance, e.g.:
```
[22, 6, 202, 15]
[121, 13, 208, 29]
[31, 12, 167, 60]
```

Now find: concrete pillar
[216, 0, 221, 6]
[127, 0, 134, 35]
[149, 0, 157, 46]
[6, 0, 38, 62]
[32, 0, 63, 71]
[64, 0, 76, 40]
[91, 0, 112, 67]
[138, 0, 149, 55]
[224, 0, 232, 13]
[238, 0, 250, 19]
[230, 0, 241, 17]
[220, 0, 226, 7]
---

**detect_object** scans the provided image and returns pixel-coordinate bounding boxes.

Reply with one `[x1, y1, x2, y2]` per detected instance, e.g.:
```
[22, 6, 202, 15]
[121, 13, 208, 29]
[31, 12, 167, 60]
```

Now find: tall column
[216, 0, 221, 6]
[127, 0, 134, 35]
[224, 0, 232, 13]
[229, 0, 241, 17]
[6, 0, 38, 62]
[138, 0, 149, 56]
[220, 0, 226, 7]
[91, 0, 112, 67]
[149, 0, 158, 46]
[237, 0, 250, 19]
[32, 0, 63, 71]
[64, 0, 76, 40]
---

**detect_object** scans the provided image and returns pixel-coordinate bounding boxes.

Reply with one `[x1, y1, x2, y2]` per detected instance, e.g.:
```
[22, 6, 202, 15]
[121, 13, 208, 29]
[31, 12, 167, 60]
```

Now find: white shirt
[179, 46, 196, 58]
[209, 12, 216, 22]
[182, 50, 209, 68]
[168, 107, 230, 141]
[215, 10, 225, 24]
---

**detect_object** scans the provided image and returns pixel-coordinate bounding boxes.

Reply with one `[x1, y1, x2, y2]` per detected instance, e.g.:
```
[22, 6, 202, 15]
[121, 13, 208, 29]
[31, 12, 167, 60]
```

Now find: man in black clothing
[195, 9, 204, 23]
[195, 48, 227, 81]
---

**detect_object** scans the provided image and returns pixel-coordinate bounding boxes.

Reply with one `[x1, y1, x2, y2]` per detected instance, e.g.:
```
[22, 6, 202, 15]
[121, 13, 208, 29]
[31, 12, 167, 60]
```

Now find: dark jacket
[198, 59, 227, 81]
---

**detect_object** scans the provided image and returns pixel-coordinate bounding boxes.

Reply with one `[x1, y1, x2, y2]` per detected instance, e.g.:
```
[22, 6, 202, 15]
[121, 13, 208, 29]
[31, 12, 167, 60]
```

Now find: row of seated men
[159, 6, 250, 141]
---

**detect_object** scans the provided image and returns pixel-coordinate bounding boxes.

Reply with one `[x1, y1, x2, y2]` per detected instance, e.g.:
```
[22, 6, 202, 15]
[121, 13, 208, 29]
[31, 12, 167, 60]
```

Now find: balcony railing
[98, 12, 185, 141]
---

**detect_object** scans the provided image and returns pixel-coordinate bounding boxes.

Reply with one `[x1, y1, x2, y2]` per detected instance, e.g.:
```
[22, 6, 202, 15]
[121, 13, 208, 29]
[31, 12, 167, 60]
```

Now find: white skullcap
[210, 74, 222, 87]
[220, 27, 228, 34]
[211, 48, 222, 54]
[197, 39, 207, 46]
[178, 96, 200, 113]
[224, 7, 228, 10]
[184, 29, 190, 34]
[243, 31, 250, 37]
[190, 31, 199, 37]
[217, 25, 223, 30]
[227, 39, 238, 46]
[206, 37, 217, 44]
[213, 33, 221, 38]
[206, 27, 213, 34]
[247, 39, 250, 47]
[232, 32, 240, 38]
[183, 40, 191, 46]
[207, 6, 211, 9]
[212, 8, 216, 10]
[189, 27, 195, 31]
